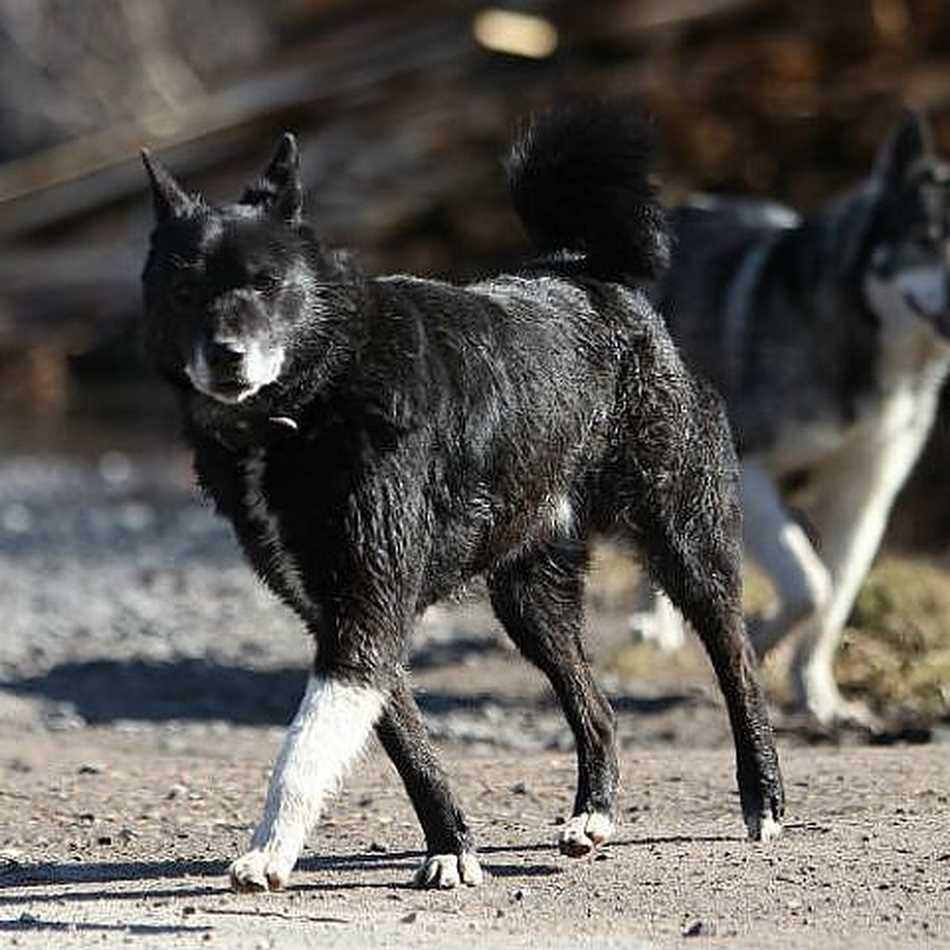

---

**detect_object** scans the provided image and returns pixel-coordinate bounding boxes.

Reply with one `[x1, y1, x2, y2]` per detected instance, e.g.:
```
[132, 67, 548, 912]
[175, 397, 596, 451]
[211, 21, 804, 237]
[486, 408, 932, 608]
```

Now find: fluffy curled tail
[506, 101, 669, 280]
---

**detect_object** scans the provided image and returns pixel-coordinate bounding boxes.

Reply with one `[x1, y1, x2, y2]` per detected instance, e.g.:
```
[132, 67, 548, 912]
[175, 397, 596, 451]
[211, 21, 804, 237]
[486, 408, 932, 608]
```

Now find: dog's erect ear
[141, 149, 194, 223]
[873, 110, 933, 186]
[240, 133, 303, 224]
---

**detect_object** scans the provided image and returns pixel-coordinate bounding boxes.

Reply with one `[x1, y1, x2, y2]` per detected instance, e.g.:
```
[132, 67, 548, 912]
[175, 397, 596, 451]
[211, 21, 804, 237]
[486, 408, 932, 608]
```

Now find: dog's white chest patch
[241, 449, 316, 617]
[550, 494, 574, 534]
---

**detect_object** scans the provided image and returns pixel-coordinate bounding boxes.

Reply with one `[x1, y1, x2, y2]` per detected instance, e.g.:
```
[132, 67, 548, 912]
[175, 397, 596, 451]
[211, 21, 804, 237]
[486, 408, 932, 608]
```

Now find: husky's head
[862, 111, 950, 339]
[141, 134, 336, 405]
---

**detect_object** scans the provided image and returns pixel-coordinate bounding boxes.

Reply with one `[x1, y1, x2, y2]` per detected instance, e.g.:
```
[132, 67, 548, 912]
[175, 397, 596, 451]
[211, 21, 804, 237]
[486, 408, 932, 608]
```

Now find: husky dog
[140, 103, 783, 893]
[635, 111, 950, 728]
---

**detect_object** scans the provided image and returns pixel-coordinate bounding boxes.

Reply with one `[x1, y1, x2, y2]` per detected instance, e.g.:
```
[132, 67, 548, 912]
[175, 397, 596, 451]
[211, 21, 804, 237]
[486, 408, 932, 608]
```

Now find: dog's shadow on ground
[1, 655, 698, 727]
[2, 659, 307, 726]
[0, 835, 750, 908]
[0, 844, 565, 906]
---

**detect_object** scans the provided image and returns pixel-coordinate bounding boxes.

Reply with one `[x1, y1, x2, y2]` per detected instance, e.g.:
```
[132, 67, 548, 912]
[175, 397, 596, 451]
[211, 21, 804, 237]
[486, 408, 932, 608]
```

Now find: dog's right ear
[141, 149, 194, 223]
[240, 133, 303, 224]
[873, 109, 933, 186]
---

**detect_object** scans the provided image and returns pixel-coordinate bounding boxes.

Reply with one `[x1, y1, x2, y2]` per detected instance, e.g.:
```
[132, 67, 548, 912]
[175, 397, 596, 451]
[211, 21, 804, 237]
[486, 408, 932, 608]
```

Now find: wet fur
[141, 102, 784, 889]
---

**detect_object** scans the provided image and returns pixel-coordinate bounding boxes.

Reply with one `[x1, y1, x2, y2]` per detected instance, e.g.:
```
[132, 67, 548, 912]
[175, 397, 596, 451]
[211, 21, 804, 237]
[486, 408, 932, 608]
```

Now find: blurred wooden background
[1, 0, 949, 541]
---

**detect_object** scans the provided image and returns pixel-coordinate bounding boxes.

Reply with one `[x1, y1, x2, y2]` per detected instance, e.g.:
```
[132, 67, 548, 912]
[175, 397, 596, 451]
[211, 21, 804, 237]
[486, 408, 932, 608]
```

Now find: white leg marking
[413, 851, 484, 889]
[558, 811, 614, 858]
[230, 675, 384, 892]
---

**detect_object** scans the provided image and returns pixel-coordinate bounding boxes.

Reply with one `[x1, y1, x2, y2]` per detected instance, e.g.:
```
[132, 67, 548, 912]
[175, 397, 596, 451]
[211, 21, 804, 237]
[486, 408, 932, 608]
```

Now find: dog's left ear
[873, 109, 933, 186]
[241, 133, 304, 224]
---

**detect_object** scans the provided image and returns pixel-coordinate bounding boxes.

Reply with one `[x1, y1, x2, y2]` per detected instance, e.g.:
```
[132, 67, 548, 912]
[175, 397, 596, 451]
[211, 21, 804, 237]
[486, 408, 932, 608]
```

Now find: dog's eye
[251, 270, 280, 294]
[170, 281, 197, 309]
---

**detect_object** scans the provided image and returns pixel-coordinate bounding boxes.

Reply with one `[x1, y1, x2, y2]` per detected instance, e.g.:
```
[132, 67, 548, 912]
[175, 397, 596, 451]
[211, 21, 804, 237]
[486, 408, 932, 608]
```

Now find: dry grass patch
[838, 556, 950, 720]
[590, 544, 950, 722]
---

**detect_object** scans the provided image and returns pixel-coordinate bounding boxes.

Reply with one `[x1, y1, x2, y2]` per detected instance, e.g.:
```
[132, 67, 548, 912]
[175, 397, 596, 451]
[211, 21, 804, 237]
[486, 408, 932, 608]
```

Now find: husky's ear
[141, 150, 194, 223]
[873, 110, 933, 186]
[240, 133, 303, 224]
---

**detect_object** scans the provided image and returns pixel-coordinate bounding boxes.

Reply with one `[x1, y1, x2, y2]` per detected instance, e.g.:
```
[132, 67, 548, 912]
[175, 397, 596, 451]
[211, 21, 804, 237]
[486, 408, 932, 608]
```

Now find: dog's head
[141, 134, 332, 404]
[862, 111, 950, 339]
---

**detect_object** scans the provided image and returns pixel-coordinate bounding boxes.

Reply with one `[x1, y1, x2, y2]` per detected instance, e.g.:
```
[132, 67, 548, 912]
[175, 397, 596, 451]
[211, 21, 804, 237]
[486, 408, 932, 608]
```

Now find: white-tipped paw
[229, 847, 295, 893]
[412, 851, 483, 889]
[746, 813, 783, 843]
[558, 812, 614, 858]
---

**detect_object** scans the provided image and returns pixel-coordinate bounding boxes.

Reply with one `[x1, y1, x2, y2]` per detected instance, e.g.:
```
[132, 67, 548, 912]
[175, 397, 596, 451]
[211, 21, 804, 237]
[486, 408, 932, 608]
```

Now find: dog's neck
[182, 387, 309, 450]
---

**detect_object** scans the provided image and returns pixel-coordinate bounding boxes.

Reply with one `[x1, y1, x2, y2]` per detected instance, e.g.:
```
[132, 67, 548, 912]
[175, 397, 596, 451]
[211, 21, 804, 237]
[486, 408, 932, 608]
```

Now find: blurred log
[0, 348, 68, 413]
[0, 8, 473, 239]
[2, 0, 950, 418]
[0, 247, 136, 350]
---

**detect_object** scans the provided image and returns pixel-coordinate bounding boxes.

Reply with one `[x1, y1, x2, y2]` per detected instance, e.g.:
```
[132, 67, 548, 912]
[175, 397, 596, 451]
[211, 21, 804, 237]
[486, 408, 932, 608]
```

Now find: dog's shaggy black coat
[141, 102, 784, 888]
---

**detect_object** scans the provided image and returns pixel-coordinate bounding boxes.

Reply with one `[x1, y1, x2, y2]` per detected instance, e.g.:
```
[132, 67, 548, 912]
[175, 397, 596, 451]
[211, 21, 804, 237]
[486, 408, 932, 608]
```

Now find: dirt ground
[1, 447, 949, 948]
[2, 732, 949, 950]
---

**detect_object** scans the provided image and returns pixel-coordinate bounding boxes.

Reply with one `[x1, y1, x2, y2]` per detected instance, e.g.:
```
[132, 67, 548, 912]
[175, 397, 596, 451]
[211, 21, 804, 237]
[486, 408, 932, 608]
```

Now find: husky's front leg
[791, 430, 929, 728]
[740, 460, 832, 659]
[230, 672, 385, 892]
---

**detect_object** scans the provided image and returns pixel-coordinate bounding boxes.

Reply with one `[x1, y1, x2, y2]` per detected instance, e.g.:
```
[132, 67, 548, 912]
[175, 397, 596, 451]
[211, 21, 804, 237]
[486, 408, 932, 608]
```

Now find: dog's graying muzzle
[205, 341, 247, 374]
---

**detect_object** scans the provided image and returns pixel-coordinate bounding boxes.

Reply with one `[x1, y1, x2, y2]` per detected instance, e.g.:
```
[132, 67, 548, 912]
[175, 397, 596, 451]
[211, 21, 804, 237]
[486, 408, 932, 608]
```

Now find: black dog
[140, 103, 784, 892]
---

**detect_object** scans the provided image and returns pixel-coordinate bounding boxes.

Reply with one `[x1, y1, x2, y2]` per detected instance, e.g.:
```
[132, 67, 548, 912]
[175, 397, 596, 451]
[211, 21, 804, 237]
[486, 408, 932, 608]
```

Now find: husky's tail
[506, 101, 669, 280]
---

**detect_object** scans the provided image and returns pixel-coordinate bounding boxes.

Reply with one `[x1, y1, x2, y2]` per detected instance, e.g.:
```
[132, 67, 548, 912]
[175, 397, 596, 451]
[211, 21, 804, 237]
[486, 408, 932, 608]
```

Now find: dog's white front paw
[229, 847, 296, 893]
[558, 811, 614, 857]
[412, 851, 483, 889]
[746, 812, 783, 843]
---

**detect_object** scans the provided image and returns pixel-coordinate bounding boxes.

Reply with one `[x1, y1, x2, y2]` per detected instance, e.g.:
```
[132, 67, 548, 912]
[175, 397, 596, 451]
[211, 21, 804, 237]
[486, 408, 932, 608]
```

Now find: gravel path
[0, 449, 728, 752]
[1, 448, 948, 948]
[2, 733, 948, 949]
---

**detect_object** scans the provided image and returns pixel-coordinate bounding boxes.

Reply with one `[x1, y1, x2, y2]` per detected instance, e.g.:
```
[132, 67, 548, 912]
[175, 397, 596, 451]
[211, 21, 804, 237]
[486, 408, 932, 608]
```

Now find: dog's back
[658, 192, 884, 462]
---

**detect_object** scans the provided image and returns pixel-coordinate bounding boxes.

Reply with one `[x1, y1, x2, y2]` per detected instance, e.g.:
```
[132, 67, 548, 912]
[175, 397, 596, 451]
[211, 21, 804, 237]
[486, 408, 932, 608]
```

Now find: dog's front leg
[488, 546, 620, 858]
[376, 673, 482, 889]
[230, 672, 385, 892]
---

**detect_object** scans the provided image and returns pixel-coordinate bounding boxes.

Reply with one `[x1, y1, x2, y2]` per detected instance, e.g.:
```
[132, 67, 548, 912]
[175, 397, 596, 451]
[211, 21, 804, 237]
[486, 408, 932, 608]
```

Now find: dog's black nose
[205, 341, 246, 371]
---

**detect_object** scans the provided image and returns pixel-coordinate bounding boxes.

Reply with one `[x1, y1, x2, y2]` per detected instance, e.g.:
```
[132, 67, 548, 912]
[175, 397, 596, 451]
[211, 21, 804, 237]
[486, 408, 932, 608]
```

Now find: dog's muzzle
[186, 340, 285, 404]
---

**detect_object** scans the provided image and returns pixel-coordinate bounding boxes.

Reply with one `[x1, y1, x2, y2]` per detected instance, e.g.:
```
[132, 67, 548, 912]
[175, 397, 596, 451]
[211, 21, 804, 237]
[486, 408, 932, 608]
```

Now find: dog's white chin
[186, 345, 285, 405]
[193, 381, 260, 405]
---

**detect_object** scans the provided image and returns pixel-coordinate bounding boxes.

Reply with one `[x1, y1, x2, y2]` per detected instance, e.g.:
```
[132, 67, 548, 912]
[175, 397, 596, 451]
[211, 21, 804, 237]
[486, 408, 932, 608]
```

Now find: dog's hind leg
[488, 541, 619, 858]
[376, 673, 483, 888]
[229, 671, 385, 892]
[628, 458, 785, 842]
